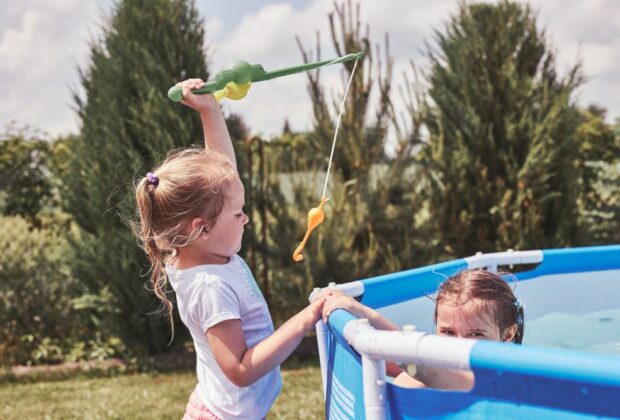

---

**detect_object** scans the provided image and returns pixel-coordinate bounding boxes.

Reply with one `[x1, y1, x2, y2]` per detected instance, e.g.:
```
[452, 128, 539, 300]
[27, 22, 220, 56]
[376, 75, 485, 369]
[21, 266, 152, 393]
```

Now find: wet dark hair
[433, 269, 524, 344]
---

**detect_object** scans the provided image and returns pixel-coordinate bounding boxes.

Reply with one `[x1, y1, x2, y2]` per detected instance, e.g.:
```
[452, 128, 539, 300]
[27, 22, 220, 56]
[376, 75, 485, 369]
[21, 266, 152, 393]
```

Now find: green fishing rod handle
[167, 83, 213, 102]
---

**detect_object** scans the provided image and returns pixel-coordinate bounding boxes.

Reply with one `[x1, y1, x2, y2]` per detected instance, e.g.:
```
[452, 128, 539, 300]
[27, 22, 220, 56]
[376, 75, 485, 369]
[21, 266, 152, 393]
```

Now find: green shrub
[0, 215, 123, 366]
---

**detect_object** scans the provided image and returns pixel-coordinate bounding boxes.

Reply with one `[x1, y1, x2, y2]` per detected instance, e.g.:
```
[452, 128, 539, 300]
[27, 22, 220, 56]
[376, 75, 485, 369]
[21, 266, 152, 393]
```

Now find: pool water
[526, 308, 620, 355]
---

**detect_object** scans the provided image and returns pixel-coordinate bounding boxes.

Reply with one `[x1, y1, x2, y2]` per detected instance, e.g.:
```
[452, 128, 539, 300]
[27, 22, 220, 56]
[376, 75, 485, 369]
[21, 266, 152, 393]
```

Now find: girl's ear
[502, 324, 518, 342]
[190, 218, 208, 236]
[190, 218, 203, 231]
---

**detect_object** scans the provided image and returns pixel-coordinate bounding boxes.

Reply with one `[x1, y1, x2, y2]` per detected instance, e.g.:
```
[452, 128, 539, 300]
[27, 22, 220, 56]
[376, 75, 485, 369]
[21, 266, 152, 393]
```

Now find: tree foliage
[0, 215, 99, 366]
[575, 108, 620, 244]
[240, 1, 427, 322]
[295, 1, 424, 275]
[62, 0, 209, 354]
[0, 128, 53, 225]
[4, 0, 619, 366]
[411, 1, 606, 258]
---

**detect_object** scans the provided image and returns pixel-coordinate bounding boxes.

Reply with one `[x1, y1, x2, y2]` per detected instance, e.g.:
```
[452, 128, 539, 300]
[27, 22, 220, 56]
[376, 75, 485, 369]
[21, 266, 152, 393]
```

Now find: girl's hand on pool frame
[322, 295, 368, 323]
[323, 294, 401, 331]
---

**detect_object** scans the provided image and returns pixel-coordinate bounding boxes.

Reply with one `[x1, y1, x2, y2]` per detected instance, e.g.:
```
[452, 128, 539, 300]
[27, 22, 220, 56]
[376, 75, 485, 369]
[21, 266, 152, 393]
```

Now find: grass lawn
[0, 359, 324, 419]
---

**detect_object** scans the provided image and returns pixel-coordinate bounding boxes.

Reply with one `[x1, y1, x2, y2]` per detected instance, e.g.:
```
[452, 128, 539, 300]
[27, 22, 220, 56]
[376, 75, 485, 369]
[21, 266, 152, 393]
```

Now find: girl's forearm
[331, 297, 400, 331]
[394, 371, 426, 388]
[200, 110, 236, 168]
[235, 308, 315, 386]
[366, 307, 400, 331]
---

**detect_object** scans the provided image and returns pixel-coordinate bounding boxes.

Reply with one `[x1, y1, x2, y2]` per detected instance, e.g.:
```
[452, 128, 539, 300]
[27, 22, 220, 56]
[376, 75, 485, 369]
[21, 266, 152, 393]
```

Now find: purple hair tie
[146, 172, 159, 186]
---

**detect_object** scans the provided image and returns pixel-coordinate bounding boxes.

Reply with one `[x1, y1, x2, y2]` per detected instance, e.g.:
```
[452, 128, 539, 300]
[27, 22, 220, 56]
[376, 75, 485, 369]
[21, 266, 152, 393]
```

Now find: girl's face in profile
[436, 298, 504, 341]
[198, 177, 249, 263]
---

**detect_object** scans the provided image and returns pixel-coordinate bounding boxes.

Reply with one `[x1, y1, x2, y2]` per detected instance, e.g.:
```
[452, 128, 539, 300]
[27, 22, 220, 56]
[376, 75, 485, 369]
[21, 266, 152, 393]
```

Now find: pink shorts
[182, 391, 220, 420]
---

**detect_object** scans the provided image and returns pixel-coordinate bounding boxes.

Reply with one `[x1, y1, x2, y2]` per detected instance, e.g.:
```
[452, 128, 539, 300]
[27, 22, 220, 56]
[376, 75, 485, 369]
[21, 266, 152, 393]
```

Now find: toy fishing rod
[168, 51, 363, 263]
[167, 51, 363, 103]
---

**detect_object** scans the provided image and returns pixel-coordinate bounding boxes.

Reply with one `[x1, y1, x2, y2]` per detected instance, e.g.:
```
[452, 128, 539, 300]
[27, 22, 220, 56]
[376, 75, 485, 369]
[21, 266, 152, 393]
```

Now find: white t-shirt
[167, 254, 282, 420]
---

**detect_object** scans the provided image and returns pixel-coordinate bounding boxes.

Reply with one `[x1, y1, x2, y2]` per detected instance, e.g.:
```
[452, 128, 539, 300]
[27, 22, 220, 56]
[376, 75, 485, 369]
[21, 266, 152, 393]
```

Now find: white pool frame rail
[464, 249, 542, 272]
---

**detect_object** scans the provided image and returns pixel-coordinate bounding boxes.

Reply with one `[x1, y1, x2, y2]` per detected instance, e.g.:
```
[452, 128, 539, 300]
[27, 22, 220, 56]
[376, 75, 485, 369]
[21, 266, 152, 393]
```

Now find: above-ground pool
[314, 245, 620, 419]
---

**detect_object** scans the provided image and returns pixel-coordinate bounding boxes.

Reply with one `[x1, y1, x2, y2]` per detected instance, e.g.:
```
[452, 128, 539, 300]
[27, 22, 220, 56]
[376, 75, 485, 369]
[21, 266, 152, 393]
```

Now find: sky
[1, 0, 619, 139]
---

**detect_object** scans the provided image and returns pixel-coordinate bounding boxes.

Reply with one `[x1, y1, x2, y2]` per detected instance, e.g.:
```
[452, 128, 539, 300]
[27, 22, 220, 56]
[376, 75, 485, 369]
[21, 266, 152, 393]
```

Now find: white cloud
[204, 17, 222, 61]
[0, 0, 104, 136]
[209, 1, 333, 137]
[526, 0, 620, 118]
[209, 0, 451, 138]
[1, 0, 619, 138]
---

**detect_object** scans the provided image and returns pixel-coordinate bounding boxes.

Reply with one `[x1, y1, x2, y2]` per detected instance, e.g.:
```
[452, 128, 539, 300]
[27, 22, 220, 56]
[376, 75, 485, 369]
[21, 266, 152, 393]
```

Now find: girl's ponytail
[135, 175, 175, 337]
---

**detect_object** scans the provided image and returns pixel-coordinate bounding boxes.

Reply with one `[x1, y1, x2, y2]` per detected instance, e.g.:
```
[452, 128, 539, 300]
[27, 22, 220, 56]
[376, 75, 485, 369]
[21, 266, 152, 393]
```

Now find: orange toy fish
[292, 196, 329, 262]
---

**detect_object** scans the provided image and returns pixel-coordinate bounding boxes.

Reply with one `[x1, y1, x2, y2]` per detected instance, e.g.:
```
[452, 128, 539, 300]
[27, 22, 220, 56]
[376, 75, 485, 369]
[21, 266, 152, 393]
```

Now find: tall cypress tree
[63, 0, 208, 353]
[415, 1, 587, 258]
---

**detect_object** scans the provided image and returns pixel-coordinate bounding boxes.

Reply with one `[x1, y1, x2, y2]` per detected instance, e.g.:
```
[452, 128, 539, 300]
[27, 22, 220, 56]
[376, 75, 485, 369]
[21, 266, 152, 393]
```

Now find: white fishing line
[321, 57, 360, 198]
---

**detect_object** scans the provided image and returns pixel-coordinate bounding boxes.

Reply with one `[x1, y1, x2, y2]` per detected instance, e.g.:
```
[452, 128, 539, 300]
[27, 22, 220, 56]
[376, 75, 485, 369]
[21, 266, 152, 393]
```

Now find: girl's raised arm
[179, 79, 236, 168]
